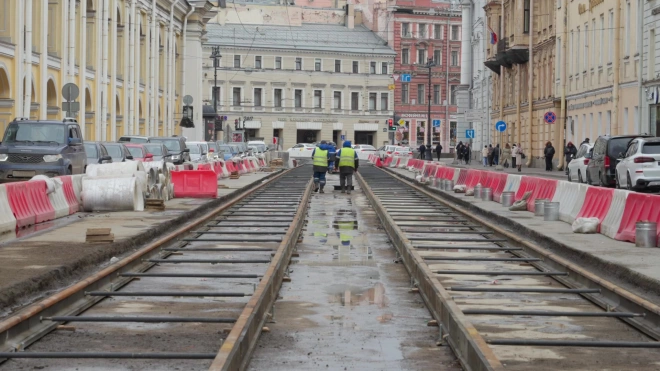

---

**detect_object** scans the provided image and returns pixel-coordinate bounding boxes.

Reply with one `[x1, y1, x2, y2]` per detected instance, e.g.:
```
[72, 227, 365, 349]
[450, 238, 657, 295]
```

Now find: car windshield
[105, 145, 123, 159]
[188, 145, 201, 154]
[608, 138, 634, 158]
[151, 139, 181, 152]
[127, 147, 144, 158]
[642, 143, 660, 154]
[84, 143, 98, 158]
[219, 145, 233, 154]
[119, 136, 148, 143]
[144, 144, 163, 155]
[3, 123, 65, 145]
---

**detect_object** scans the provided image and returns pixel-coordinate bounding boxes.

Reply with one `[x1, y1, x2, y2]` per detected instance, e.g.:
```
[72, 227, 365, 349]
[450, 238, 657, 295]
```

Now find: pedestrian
[564, 141, 577, 174]
[435, 142, 443, 161]
[418, 144, 426, 159]
[493, 144, 500, 166]
[482, 145, 489, 167]
[544, 141, 555, 171]
[456, 141, 464, 163]
[335, 140, 359, 195]
[327, 142, 337, 174]
[511, 144, 517, 168]
[512, 144, 523, 172]
[464, 143, 471, 164]
[487, 144, 494, 166]
[311, 140, 332, 193]
[502, 143, 512, 168]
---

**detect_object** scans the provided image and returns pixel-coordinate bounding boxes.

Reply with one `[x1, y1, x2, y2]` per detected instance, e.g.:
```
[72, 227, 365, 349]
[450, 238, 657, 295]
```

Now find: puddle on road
[326, 282, 389, 308]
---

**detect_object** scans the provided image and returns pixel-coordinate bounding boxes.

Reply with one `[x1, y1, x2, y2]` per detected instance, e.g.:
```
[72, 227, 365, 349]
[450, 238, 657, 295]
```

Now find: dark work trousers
[512, 157, 517, 168]
[545, 156, 553, 171]
[339, 169, 354, 191]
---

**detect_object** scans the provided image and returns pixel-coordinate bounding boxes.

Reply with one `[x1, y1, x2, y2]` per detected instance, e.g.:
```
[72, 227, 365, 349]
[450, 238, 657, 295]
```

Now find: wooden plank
[86, 228, 112, 236]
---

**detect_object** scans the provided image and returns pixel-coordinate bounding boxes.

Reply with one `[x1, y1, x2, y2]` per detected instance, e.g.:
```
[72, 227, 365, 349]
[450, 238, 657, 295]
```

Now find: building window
[352, 61, 359, 73]
[419, 23, 427, 38]
[402, 84, 409, 104]
[369, 93, 377, 110]
[451, 51, 458, 66]
[275, 57, 282, 69]
[315, 58, 322, 71]
[381, 62, 388, 74]
[380, 93, 388, 111]
[314, 90, 322, 108]
[255, 56, 262, 69]
[402, 22, 411, 37]
[232, 87, 241, 106]
[433, 85, 440, 104]
[333, 91, 342, 109]
[450, 85, 457, 105]
[234, 55, 241, 68]
[451, 25, 459, 41]
[523, 0, 530, 33]
[274, 89, 283, 108]
[417, 84, 425, 105]
[295, 89, 302, 108]
[335, 59, 341, 72]
[370, 62, 376, 74]
[434, 50, 442, 65]
[417, 49, 427, 64]
[253, 88, 262, 107]
[434, 24, 442, 39]
[351, 92, 359, 110]
[402, 49, 409, 65]
[296, 57, 302, 70]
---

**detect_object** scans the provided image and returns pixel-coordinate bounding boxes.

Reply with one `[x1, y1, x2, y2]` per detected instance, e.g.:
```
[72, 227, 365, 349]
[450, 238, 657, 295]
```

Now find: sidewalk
[423, 158, 568, 181]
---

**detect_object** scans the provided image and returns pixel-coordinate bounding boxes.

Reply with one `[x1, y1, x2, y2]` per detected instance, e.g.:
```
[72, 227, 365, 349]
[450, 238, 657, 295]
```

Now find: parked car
[103, 142, 134, 162]
[0, 117, 86, 181]
[248, 140, 268, 153]
[352, 144, 377, 160]
[586, 135, 651, 187]
[393, 146, 414, 157]
[148, 136, 190, 164]
[118, 135, 150, 143]
[377, 145, 400, 159]
[186, 143, 205, 162]
[187, 141, 210, 161]
[143, 142, 172, 162]
[615, 137, 660, 190]
[287, 143, 316, 158]
[218, 144, 238, 160]
[567, 143, 594, 183]
[124, 143, 154, 162]
[84, 141, 113, 164]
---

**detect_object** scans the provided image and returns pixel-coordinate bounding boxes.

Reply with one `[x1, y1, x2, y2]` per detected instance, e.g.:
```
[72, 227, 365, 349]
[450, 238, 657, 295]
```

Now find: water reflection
[328, 283, 388, 308]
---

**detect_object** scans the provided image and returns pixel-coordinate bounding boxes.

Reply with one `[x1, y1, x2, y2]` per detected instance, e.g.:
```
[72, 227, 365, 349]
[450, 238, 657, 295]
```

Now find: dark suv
[148, 136, 190, 164]
[0, 117, 87, 181]
[586, 135, 651, 187]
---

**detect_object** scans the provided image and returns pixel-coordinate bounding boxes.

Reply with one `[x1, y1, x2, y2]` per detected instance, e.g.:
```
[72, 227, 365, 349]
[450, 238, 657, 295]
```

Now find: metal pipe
[447, 287, 600, 293]
[45, 316, 237, 323]
[148, 259, 272, 264]
[85, 291, 247, 297]
[558, 0, 567, 169]
[405, 231, 494, 235]
[191, 231, 287, 235]
[407, 237, 506, 242]
[68, 0, 75, 82]
[414, 245, 522, 251]
[23, 0, 33, 118]
[39, 0, 47, 120]
[487, 340, 660, 348]
[180, 5, 194, 134]
[612, 0, 621, 135]
[15, 0, 24, 118]
[109, 0, 117, 141]
[162, 247, 275, 252]
[128, 0, 136, 135]
[424, 257, 540, 261]
[434, 270, 567, 275]
[526, 0, 534, 166]
[0, 352, 218, 359]
[120, 272, 260, 279]
[463, 310, 643, 317]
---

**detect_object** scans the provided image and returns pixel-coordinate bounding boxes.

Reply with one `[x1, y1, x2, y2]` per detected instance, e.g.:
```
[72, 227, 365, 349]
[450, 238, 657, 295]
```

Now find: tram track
[357, 165, 660, 371]
[0, 166, 312, 370]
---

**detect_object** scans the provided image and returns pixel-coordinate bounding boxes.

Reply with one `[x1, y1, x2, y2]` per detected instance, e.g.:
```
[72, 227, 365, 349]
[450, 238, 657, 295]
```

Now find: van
[0, 117, 86, 181]
[148, 136, 190, 164]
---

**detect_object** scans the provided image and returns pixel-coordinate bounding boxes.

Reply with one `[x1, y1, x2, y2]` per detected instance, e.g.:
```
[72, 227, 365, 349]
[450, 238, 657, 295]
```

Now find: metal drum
[544, 202, 560, 221]
[482, 188, 493, 201]
[474, 185, 482, 199]
[636, 221, 657, 247]
[534, 199, 547, 216]
[501, 191, 515, 207]
[445, 180, 454, 191]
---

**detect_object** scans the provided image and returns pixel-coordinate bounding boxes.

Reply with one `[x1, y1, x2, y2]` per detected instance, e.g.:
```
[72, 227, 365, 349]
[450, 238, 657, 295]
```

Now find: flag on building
[488, 25, 498, 44]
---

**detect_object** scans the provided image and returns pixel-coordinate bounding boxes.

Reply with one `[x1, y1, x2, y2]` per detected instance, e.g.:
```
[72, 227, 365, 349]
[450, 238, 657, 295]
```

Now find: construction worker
[312, 140, 331, 193]
[327, 142, 337, 174]
[335, 140, 359, 194]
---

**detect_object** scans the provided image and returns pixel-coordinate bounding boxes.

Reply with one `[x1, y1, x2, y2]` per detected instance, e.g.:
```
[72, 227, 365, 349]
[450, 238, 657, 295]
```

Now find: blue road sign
[432, 119, 441, 128]
[340, 134, 346, 141]
[544, 111, 556, 124]
[495, 120, 507, 132]
[401, 74, 412, 82]
[466, 129, 475, 139]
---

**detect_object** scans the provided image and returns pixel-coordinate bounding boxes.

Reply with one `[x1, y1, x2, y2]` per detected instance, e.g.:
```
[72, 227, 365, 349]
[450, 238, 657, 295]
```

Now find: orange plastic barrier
[575, 187, 614, 231]
[197, 163, 212, 171]
[490, 173, 508, 202]
[171, 170, 217, 198]
[514, 176, 536, 201]
[59, 176, 80, 214]
[375, 157, 383, 168]
[527, 178, 558, 212]
[464, 169, 484, 191]
[615, 193, 660, 243]
[454, 169, 468, 185]
[6, 180, 56, 228]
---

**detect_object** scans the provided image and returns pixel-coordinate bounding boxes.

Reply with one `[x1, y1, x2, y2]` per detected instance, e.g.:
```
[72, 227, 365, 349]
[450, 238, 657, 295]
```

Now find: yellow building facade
[0, 0, 216, 141]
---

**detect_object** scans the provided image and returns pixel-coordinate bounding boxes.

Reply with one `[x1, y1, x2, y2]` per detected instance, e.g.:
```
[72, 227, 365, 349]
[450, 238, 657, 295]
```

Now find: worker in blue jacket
[327, 142, 337, 174]
[311, 141, 332, 193]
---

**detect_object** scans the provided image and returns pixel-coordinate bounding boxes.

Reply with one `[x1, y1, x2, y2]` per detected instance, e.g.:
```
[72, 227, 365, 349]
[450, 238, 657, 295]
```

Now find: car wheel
[627, 173, 633, 191]
[586, 171, 592, 185]
[615, 172, 621, 189]
[567, 169, 572, 182]
[578, 170, 584, 184]
[66, 167, 72, 175]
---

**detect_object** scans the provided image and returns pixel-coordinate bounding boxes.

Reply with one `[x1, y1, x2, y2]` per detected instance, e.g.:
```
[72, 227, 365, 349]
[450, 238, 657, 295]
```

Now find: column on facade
[110, 0, 117, 141]
[39, 0, 48, 120]
[123, 1, 132, 136]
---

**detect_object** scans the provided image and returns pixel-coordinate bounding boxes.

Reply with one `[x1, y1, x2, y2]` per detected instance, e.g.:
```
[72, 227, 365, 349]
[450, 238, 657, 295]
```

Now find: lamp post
[210, 46, 221, 141]
[421, 58, 436, 160]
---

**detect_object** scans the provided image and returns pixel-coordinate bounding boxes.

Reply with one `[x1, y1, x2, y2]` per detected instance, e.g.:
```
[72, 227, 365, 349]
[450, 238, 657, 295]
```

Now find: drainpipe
[526, 0, 534, 167]
[23, 0, 33, 118]
[68, 0, 75, 82]
[558, 0, 568, 170]
[168, 0, 181, 136]
[110, 0, 117, 141]
[101, 0, 109, 141]
[128, 0, 136, 135]
[498, 0, 504, 148]
[612, 0, 621, 135]
[637, 0, 643, 134]
[134, 11, 140, 135]
[79, 0, 87, 136]
[149, 0, 157, 136]
[40, 0, 48, 119]
[180, 6, 195, 123]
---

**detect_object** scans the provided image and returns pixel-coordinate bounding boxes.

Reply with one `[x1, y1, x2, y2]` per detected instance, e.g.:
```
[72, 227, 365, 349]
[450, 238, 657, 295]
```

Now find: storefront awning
[272, 121, 285, 129]
[354, 123, 379, 131]
[243, 120, 261, 129]
[202, 105, 217, 117]
[296, 122, 322, 130]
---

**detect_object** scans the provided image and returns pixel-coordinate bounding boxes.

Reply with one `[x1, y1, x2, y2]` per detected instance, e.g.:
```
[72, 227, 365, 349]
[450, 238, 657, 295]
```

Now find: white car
[377, 145, 400, 159]
[615, 137, 660, 190]
[287, 143, 316, 158]
[567, 143, 593, 183]
[352, 144, 377, 160]
[394, 146, 414, 157]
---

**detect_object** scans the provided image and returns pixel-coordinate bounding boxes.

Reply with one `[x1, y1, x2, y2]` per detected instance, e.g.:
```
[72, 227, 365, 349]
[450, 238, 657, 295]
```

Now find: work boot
[314, 186, 319, 192]
[319, 188, 325, 193]
[347, 191, 351, 195]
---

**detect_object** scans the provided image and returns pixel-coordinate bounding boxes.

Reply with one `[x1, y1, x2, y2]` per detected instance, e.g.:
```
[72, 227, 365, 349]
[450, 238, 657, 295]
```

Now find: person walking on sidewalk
[512, 144, 523, 172]
[335, 140, 359, 195]
[493, 144, 500, 166]
[464, 143, 471, 165]
[418, 144, 426, 159]
[487, 144, 494, 166]
[564, 141, 577, 174]
[502, 143, 512, 168]
[544, 141, 555, 171]
[456, 141, 465, 163]
[482, 145, 489, 167]
[312, 141, 332, 193]
[435, 143, 443, 161]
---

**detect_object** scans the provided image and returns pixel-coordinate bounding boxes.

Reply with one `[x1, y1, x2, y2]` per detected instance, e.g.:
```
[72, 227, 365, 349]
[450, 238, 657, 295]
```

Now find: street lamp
[210, 46, 222, 141]
[421, 57, 436, 161]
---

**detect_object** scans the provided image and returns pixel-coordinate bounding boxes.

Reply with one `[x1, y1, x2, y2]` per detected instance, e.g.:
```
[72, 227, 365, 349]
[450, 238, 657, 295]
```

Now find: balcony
[484, 37, 529, 74]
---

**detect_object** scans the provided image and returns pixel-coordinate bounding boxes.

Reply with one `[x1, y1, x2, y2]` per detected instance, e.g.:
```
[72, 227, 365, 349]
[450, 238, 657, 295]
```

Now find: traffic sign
[495, 121, 507, 132]
[62, 101, 80, 114]
[183, 95, 194, 105]
[466, 129, 475, 139]
[61, 83, 79, 101]
[388, 84, 396, 90]
[432, 119, 441, 128]
[401, 74, 412, 82]
[341, 134, 346, 141]
[544, 111, 556, 124]
[398, 119, 406, 126]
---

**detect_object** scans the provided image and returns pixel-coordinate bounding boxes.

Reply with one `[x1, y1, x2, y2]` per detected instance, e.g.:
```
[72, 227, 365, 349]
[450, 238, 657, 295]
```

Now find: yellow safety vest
[338, 148, 355, 168]
[313, 149, 328, 167]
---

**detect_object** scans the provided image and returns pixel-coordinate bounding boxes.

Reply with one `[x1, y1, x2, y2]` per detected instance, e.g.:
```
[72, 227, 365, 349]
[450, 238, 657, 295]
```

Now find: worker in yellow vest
[334, 140, 359, 194]
[312, 140, 332, 193]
